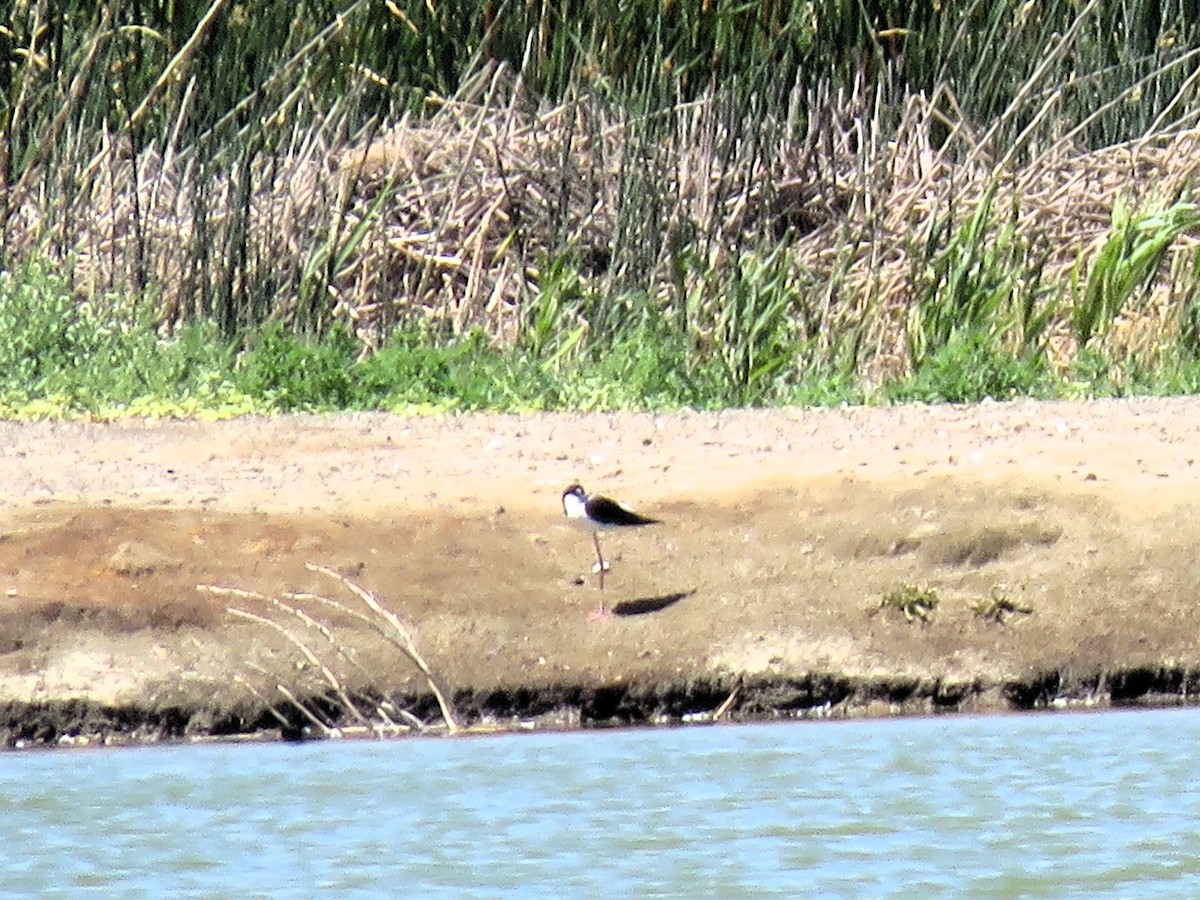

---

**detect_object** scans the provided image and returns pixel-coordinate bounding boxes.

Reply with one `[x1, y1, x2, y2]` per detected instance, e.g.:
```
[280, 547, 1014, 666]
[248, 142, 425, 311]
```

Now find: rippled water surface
[4, 708, 1200, 896]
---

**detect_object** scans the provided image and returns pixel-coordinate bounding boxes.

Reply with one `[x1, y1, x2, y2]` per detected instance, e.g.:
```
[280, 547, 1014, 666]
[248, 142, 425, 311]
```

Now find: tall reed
[4, 1, 1200, 402]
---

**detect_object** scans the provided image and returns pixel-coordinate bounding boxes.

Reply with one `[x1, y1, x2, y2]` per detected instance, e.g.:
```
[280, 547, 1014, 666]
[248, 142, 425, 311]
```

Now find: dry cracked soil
[4, 398, 1200, 747]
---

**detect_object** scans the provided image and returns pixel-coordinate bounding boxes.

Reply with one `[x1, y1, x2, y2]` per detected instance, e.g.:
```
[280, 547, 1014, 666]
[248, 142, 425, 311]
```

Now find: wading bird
[561, 483, 660, 619]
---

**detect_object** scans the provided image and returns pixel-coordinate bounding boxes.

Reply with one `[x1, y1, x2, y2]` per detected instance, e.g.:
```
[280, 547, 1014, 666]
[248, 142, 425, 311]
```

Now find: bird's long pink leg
[589, 532, 609, 620]
[593, 533, 606, 592]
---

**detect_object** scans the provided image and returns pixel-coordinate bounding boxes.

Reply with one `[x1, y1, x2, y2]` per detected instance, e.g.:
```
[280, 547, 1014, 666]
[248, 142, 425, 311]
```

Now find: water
[3, 708, 1200, 897]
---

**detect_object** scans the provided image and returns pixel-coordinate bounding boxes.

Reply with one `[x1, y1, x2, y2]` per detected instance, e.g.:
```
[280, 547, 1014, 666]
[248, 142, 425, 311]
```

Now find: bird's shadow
[612, 589, 695, 618]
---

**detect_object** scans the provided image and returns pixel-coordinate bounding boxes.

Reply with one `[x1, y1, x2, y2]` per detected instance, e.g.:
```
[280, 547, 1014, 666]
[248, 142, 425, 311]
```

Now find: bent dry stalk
[202, 565, 461, 736]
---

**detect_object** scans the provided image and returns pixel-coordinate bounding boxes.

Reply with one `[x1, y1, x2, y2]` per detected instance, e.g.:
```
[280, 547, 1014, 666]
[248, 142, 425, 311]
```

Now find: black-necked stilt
[562, 483, 660, 619]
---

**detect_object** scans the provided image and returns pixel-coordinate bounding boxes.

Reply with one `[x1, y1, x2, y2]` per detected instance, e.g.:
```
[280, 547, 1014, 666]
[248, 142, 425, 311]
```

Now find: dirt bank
[3, 398, 1200, 748]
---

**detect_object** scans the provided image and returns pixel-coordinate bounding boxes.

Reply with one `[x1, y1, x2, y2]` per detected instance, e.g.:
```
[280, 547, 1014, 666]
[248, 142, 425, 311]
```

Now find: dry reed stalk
[7, 6, 113, 208]
[224, 604, 370, 730]
[204, 569, 460, 735]
[233, 671, 292, 730]
[242, 655, 338, 735]
[10, 55, 1200, 376]
[713, 680, 742, 720]
[211, 583, 435, 734]
[95, 0, 231, 176]
[274, 682, 336, 737]
[304, 563, 461, 734]
[268, 589, 429, 733]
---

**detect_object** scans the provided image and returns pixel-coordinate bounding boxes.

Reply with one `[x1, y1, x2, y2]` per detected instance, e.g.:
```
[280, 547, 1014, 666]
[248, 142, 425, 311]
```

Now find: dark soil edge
[6, 666, 1200, 750]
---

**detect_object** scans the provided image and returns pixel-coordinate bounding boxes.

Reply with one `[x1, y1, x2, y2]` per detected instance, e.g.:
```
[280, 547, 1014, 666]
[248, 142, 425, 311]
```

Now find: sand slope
[2, 398, 1199, 745]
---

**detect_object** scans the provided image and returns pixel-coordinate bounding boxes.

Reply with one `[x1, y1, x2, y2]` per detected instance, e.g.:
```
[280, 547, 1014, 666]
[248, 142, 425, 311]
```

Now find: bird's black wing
[587, 495, 660, 527]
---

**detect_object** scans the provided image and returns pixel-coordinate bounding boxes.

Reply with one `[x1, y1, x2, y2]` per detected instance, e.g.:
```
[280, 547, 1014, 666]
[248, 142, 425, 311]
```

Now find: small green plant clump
[972, 586, 1034, 624]
[877, 584, 940, 624]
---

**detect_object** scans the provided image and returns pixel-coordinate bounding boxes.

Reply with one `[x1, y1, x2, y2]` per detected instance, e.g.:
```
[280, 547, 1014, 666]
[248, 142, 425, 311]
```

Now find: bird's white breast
[562, 491, 589, 521]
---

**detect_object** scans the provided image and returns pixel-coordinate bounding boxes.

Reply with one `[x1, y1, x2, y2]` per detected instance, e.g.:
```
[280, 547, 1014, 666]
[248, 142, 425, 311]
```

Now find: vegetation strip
[6, 3, 1200, 414]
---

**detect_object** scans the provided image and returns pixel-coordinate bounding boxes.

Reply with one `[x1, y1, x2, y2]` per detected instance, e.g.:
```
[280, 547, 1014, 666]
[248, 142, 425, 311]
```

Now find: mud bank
[4, 668, 1200, 750]
[3, 398, 1200, 748]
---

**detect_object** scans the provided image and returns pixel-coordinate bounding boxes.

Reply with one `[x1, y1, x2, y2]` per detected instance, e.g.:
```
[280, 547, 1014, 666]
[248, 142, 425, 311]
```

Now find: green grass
[888, 330, 1054, 405]
[0, 266, 250, 418]
[9, 257, 1200, 420]
[1073, 199, 1200, 350]
[907, 186, 1054, 372]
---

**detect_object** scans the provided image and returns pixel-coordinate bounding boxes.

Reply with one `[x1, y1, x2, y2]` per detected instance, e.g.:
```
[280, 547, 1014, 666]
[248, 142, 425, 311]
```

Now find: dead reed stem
[224, 604, 371, 729]
[203, 566, 461, 736]
[713, 680, 742, 720]
[304, 563, 461, 734]
[10, 56, 1200, 377]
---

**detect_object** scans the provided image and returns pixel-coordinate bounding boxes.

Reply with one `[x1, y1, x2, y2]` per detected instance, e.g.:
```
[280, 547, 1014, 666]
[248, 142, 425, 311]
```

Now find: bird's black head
[562, 483, 588, 518]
